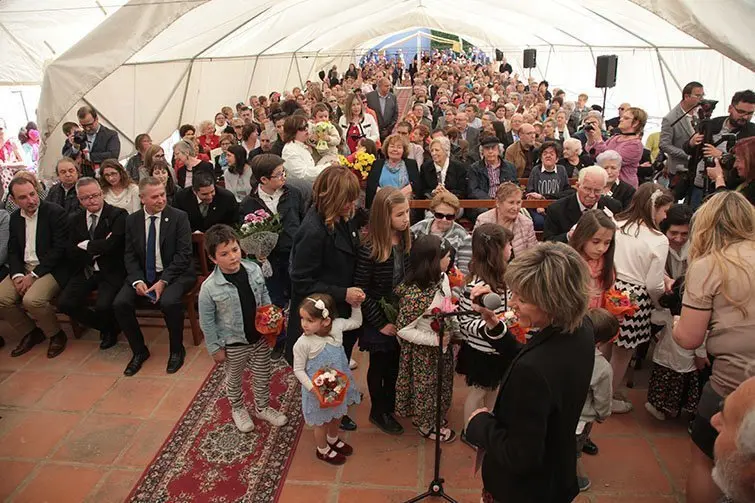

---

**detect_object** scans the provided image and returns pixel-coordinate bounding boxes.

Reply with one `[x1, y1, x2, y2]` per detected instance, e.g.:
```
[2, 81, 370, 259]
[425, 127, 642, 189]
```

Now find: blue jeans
[528, 208, 545, 231]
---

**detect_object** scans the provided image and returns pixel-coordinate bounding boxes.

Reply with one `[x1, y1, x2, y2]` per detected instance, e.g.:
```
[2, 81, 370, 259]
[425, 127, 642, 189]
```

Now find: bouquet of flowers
[447, 266, 465, 289]
[237, 210, 282, 277]
[499, 310, 529, 344]
[339, 152, 376, 184]
[429, 296, 459, 345]
[603, 288, 638, 319]
[311, 366, 350, 408]
[313, 122, 333, 153]
[255, 304, 285, 347]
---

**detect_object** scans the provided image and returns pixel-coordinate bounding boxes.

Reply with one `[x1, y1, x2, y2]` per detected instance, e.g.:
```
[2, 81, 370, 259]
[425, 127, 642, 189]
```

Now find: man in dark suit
[46, 157, 81, 215]
[174, 171, 239, 233]
[0, 178, 70, 358]
[366, 77, 398, 141]
[74, 105, 121, 165]
[454, 112, 481, 162]
[57, 177, 127, 350]
[543, 166, 622, 242]
[113, 177, 196, 376]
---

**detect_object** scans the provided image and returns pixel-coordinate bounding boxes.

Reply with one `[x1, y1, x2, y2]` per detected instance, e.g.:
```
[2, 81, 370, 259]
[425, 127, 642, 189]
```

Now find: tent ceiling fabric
[36, 0, 755, 176]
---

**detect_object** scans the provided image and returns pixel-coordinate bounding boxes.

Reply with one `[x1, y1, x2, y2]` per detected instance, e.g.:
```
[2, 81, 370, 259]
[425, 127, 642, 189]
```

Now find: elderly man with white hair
[419, 136, 468, 199]
[596, 150, 636, 210]
[543, 165, 622, 242]
[711, 376, 755, 503]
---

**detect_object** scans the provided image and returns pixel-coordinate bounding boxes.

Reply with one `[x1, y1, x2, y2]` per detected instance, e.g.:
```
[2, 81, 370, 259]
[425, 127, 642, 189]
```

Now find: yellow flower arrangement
[339, 152, 375, 180]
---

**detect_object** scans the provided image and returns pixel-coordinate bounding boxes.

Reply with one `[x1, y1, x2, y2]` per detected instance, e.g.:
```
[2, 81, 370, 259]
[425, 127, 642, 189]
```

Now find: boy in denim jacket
[198, 224, 288, 433]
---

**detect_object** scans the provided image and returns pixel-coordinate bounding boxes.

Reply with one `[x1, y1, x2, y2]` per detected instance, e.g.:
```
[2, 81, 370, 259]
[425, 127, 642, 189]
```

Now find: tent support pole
[294, 54, 304, 88]
[81, 97, 135, 149]
[654, 48, 672, 112]
[245, 56, 260, 100]
[177, 61, 194, 127]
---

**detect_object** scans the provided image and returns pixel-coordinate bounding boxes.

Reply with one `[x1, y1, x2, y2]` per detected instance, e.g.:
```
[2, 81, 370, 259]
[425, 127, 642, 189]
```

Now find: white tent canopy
[36, 0, 755, 176]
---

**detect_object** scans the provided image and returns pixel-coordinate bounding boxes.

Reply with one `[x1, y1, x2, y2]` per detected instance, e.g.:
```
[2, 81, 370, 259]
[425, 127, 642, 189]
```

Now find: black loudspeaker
[495, 49, 503, 62]
[595, 55, 618, 88]
[523, 49, 537, 69]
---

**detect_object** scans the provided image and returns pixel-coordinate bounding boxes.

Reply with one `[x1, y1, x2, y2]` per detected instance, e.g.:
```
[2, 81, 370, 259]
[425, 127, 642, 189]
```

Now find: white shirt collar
[577, 194, 590, 213]
[87, 207, 104, 220]
[145, 210, 162, 221]
[21, 209, 38, 221]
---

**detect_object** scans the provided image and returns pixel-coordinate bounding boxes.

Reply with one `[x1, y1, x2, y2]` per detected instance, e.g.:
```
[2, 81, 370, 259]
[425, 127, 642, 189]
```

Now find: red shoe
[327, 438, 354, 456]
[316, 447, 347, 465]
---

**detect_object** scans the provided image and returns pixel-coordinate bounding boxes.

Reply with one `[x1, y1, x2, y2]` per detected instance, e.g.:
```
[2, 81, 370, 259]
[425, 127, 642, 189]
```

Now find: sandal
[417, 426, 457, 443]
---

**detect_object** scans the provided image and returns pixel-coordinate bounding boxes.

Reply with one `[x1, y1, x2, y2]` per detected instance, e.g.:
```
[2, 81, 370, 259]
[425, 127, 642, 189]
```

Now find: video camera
[72, 130, 88, 150]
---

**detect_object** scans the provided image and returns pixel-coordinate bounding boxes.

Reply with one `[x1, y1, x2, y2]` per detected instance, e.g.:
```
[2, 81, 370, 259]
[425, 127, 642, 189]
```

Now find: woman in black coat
[365, 134, 422, 209]
[419, 136, 468, 199]
[287, 165, 365, 429]
[466, 242, 595, 503]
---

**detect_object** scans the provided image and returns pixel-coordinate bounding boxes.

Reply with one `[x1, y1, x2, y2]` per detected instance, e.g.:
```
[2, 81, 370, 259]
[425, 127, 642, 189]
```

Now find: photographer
[706, 127, 755, 207]
[72, 106, 121, 166]
[684, 89, 755, 209]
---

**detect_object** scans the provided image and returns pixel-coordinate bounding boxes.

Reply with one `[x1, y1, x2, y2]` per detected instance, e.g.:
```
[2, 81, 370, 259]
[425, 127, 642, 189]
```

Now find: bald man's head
[519, 123, 536, 147]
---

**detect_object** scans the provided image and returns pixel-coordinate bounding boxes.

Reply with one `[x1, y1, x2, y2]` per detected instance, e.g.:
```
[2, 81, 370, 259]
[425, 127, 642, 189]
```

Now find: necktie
[146, 216, 157, 284]
[88, 214, 97, 239]
[199, 203, 209, 217]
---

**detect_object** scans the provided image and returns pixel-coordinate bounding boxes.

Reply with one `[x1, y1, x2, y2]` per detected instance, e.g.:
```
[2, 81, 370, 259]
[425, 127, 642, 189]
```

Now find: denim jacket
[198, 259, 271, 355]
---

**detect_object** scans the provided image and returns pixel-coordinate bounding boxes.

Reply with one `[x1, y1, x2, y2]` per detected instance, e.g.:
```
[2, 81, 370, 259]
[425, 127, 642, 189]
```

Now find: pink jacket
[475, 210, 537, 255]
[589, 136, 643, 188]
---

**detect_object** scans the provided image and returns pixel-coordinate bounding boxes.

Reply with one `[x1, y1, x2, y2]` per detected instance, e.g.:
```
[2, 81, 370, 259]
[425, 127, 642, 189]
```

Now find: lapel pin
[164, 217, 169, 222]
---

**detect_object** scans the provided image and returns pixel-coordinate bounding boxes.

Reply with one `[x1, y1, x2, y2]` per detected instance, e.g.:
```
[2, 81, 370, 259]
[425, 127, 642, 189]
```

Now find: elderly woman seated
[559, 138, 589, 178]
[596, 150, 636, 210]
[419, 136, 468, 200]
[475, 182, 537, 256]
[410, 191, 472, 274]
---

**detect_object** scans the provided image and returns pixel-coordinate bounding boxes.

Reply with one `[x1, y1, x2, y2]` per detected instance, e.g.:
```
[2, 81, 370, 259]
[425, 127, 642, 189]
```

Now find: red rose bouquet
[311, 366, 350, 408]
[255, 304, 285, 347]
[603, 288, 638, 319]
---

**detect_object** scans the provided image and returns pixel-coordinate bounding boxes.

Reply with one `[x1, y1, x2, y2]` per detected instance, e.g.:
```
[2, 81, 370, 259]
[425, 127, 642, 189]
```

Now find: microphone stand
[404, 310, 467, 503]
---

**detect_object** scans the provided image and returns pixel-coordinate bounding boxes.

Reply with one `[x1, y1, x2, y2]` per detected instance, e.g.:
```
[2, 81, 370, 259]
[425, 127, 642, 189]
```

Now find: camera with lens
[658, 276, 684, 316]
[72, 130, 88, 149]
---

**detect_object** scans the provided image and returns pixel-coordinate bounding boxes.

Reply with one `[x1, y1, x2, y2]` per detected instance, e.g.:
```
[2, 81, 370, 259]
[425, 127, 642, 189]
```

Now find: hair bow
[306, 297, 329, 319]
[649, 189, 663, 208]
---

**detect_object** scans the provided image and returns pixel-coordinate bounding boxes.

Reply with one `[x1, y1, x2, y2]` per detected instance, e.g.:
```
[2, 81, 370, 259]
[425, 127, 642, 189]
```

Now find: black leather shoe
[166, 348, 186, 374]
[370, 413, 404, 435]
[99, 331, 118, 350]
[582, 438, 599, 456]
[11, 328, 45, 357]
[47, 331, 67, 358]
[124, 350, 150, 376]
[339, 414, 357, 431]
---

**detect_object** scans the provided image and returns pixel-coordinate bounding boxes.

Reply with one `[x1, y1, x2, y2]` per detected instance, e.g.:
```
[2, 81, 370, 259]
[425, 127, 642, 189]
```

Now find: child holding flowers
[310, 103, 341, 166]
[395, 235, 457, 443]
[292, 294, 363, 465]
[569, 209, 617, 309]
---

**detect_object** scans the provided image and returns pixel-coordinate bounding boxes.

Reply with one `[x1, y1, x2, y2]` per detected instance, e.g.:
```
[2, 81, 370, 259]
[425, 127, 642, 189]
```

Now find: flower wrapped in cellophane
[237, 210, 282, 277]
[311, 366, 350, 408]
[603, 288, 638, 319]
[254, 304, 285, 347]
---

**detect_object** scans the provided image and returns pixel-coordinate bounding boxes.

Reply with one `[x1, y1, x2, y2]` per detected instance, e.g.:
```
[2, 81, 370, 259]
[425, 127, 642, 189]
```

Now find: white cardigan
[397, 274, 452, 347]
[614, 220, 669, 303]
[338, 114, 380, 145]
[282, 141, 323, 182]
[104, 184, 141, 214]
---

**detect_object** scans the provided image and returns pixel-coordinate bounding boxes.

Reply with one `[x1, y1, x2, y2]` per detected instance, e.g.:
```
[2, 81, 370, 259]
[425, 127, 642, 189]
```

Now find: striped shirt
[457, 277, 509, 354]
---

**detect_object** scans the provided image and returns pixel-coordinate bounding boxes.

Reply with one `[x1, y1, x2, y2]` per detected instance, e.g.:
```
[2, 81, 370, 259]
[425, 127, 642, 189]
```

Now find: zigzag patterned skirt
[614, 279, 653, 349]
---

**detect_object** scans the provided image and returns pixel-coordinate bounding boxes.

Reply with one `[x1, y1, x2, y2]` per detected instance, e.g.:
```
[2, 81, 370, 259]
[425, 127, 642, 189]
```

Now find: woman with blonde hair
[475, 182, 537, 256]
[673, 191, 755, 503]
[197, 119, 220, 153]
[174, 139, 214, 188]
[410, 191, 472, 274]
[287, 164, 366, 431]
[587, 106, 646, 188]
[99, 159, 140, 214]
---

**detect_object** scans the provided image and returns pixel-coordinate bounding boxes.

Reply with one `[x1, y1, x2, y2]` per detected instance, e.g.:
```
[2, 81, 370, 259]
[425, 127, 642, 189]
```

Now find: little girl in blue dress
[292, 293, 362, 465]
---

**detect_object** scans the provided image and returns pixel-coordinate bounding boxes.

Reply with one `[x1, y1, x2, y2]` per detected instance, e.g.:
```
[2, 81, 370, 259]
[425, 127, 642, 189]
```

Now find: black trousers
[367, 349, 400, 417]
[58, 271, 120, 334]
[113, 275, 194, 355]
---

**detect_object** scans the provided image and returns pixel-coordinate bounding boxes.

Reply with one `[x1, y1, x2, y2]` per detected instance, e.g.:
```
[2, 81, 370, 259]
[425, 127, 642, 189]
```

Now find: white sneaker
[612, 398, 634, 414]
[255, 406, 288, 427]
[644, 402, 666, 421]
[349, 358, 358, 370]
[232, 408, 255, 432]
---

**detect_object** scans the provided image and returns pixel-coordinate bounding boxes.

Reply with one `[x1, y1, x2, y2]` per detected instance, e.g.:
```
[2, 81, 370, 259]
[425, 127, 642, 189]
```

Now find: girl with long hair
[354, 187, 411, 435]
[99, 159, 141, 214]
[569, 209, 617, 309]
[223, 144, 253, 202]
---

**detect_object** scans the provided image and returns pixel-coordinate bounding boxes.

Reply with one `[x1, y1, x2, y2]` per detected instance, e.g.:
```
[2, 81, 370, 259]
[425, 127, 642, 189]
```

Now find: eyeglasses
[103, 171, 120, 178]
[78, 192, 102, 201]
[154, 153, 165, 158]
[270, 169, 287, 179]
[733, 107, 754, 117]
[434, 212, 456, 221]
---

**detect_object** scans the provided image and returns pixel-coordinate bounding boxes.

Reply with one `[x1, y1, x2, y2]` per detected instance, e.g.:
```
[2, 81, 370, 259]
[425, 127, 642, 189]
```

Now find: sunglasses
[297, 126, 308, 132]
[434, 212, 456, 221]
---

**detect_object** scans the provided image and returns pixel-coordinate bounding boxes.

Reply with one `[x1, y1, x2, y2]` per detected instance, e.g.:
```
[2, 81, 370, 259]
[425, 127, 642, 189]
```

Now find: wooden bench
[408, 199, 554, 209]
[517, 177, 577, 188]
[67, 233, 210, 346]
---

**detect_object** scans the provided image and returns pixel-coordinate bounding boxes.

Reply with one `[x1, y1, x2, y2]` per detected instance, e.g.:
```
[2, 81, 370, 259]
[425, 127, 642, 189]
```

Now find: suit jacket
[173, 185, 239, 233]
[66, 202, 127, 286]
[660, 103, 695, 175]
[8, 201, 70, 286]
[366, 90, 398, 137]
[89, 125, 121, 164]
[419, 158, 468, 199]
[467, 156, 518, 200]
[466, 319, 595, 503]
[0, 209, 9, 281]
[123, 205, 196, 286]
[463, 126, 481, 161]
[542, 193, 622, 243]
[607, 179, 636, 210]
[46, 183, 81, 215]
[365, 158, 423, 209]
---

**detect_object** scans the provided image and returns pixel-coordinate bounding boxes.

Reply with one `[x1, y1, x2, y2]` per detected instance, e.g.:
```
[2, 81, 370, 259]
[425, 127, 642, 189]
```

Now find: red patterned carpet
[126, 360, 303, 503]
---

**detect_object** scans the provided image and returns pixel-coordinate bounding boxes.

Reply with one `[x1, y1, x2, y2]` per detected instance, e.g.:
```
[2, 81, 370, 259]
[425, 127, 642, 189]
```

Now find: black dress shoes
[369, 413, 404, 435]
[582, 438, 599, 456]
[124, 350, 151, 376]
[99, 331, 118, 350]
[11, 328, 45, 357]
[339, 414, 357, 431]
[47, 331, 68, 359]
[166, 348, 186, 374]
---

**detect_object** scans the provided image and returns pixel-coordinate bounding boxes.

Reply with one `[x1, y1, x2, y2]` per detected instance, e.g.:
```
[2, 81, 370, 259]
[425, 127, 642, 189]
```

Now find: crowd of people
[0, 48, 754, 503]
